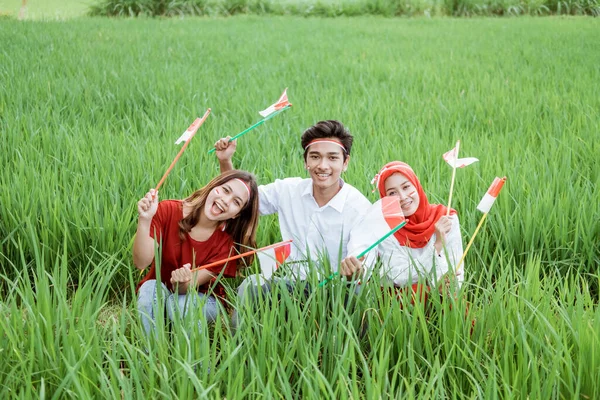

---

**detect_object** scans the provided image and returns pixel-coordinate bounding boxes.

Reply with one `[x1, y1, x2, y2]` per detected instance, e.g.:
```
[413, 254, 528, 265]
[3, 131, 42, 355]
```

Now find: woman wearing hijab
[342, 161, 464, 298]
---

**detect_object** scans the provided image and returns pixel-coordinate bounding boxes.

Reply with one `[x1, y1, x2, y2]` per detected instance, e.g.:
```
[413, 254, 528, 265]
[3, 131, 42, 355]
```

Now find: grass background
[0, 12, 599, 398]
[0, 0, 91, 18]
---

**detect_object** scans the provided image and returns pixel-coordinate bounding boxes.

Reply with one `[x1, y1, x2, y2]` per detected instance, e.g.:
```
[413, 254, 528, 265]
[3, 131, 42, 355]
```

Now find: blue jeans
[137, 279, 221, 336]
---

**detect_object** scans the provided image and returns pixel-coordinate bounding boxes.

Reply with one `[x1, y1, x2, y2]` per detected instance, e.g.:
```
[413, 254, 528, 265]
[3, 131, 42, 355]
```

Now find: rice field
[0, 15, 599, 398]
[0, 0, 90, 19]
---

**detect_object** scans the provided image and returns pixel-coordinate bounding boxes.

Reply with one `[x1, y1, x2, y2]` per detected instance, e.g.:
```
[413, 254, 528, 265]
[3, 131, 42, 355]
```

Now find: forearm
[219, 159, 234, 173]
[132, 219, 155, 270]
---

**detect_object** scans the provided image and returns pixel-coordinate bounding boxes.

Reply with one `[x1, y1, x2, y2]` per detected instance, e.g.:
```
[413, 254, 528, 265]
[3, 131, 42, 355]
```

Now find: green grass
[0, 0, 91, 19]
[0, 16, 599, 398]
[86, 0, 600, 17]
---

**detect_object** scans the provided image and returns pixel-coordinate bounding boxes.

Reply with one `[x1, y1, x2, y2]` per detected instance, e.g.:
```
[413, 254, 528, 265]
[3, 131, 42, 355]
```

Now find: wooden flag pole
[190, 240, 293, 272]
[455, 212, 487, 274]
[446, 140, 460, 217]
[208, 105, 291, 154]
[155, 108, 211, 192]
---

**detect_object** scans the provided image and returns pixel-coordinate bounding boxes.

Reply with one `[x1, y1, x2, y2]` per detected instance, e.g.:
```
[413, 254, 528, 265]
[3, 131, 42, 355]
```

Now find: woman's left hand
[434, 216, 453, 242]
[214, 136, 237, 162]
[434, 216, 453, 253]
[170, 263, 192, 284]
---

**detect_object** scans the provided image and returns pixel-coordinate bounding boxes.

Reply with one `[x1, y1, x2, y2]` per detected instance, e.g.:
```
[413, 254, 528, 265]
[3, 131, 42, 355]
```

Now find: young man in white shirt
[214, 120, 371, 325]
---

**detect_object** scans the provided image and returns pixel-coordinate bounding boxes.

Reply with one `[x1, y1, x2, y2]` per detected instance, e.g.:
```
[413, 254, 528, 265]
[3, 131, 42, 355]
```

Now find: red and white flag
[443, 143, 478, 168]
[257, 241, 292, 280]
[174, 118, 202, 145]
[477, 177, 506, 213]
[259, 88, 291, 118]
[348, 196, 405, 255]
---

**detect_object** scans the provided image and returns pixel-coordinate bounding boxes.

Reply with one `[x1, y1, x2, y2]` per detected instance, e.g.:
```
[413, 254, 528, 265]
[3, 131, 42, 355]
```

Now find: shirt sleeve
[345, 195, 384, 277]
[149, 201, 170, 242]
[377, 237, 416, 287]
[258, 178, 303, 216]
[258, 180, 282, 216]
[345, 191, 374, 256]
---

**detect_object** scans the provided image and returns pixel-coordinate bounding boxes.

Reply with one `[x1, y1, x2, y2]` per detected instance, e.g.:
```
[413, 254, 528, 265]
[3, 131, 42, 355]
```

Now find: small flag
[320, 198, 405, 287]
[257, 241, 292, 280]
[175, 118, 202, 145]
[476, 177, 507, 213]
[443, 144, 478, 168]
[259, 88, 291, 118]
[348, 196, 405, 255]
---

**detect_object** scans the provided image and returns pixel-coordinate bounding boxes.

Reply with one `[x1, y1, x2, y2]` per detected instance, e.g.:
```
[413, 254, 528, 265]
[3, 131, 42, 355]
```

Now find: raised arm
[133, 189, 159, 270]
[214, 136, 237, 174]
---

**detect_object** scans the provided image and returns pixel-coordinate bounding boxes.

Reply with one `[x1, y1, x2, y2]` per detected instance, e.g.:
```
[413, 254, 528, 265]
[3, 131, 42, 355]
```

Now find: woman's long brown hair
[178, 170, 259, 267]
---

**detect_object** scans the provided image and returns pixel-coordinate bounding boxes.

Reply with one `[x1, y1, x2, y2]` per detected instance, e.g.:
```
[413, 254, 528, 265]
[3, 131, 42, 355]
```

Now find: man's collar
[302, 178, 348, 212]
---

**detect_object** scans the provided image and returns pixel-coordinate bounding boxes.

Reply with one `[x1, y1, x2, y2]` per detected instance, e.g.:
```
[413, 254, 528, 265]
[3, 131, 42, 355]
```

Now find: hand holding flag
[319, 197, 406, 287]
[208, 88, 292, 154]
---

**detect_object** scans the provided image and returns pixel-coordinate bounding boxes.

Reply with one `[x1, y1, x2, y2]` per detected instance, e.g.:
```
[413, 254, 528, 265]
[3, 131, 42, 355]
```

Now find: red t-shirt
[137, 200, 238, 299]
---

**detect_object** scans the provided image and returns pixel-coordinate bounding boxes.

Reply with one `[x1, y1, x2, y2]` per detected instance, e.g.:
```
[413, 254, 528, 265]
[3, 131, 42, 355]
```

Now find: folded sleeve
[149, 201, 172, 242]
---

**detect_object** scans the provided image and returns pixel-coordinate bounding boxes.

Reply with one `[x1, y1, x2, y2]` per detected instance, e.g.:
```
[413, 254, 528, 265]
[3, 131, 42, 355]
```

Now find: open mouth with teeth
[212, 201, 226, 215]
[314, 172, 332, 179]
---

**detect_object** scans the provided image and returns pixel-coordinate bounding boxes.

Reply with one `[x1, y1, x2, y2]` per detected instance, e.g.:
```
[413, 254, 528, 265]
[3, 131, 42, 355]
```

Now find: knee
[137, 280, 157, 310]
[237, 275, 268, 300]
[204, 298, 221, 323]
[166, 294, 189, 320]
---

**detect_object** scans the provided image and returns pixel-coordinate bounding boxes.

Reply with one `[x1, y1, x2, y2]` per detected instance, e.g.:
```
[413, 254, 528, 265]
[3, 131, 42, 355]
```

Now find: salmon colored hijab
[373, 161, 456, 248]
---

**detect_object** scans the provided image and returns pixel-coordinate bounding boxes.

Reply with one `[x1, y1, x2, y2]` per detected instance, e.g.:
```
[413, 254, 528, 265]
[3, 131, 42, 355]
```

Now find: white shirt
[259, 177, 371, 280]
[349, 215, 464, 287]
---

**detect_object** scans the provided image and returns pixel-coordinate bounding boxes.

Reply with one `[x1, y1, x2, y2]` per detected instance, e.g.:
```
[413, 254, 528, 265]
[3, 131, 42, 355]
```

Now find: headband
[233, 178, 252, 200]
[370, 162, 416, 194]
[304, 139, 347, 153]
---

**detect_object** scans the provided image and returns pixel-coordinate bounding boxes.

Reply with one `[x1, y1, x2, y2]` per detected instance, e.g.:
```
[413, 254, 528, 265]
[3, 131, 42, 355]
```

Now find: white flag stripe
[476, 193, 496, 213]
[174, 118, 202, 145]
[476, 176, 506, 213]
[257, 242, 291, 280]
[258, 249, 278, 280]
[446, 157, 479, 168]
[174, 131, 192, 145]
[258, 105, 277, 118]
[259, 88, 290, 118]
[348, 198, 404, 258]
[443, 144, 478, 169]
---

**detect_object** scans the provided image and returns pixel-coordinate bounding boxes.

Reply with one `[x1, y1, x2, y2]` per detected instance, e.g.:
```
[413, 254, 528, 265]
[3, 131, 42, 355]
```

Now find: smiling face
[384, 173, 420, 217]
[304, 140, 349, 192]
[203, 179, 250, 221]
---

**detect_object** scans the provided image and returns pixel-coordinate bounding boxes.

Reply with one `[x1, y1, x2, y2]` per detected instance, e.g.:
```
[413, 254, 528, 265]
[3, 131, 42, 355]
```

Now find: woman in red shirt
[133, 170, 259, 335]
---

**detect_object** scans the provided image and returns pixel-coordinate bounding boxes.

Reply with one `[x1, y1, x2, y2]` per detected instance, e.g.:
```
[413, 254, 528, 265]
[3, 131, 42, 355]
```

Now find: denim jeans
[137, 279, 221, 335]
